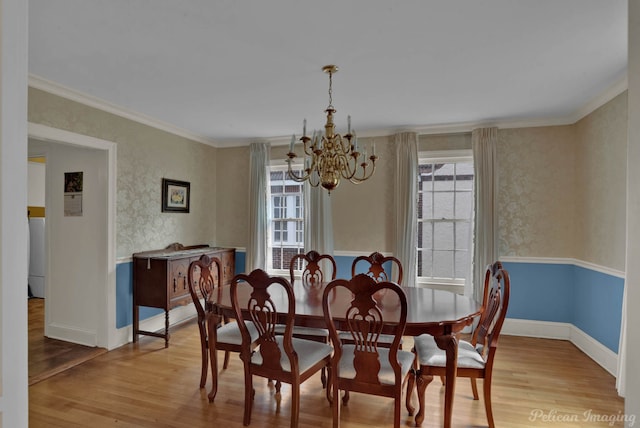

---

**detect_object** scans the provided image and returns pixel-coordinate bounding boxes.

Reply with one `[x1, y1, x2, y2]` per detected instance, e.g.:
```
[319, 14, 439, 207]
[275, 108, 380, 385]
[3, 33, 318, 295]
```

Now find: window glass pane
[417, 249, 433, 277]
[433, 192, 453, 219]
[418, 221, 433, 250]
[455, 250, 469, 279]
[433, 222, 454, 250]
[433, 250, 454, 278]
[455, 222, 471, 250]
[455, 191, 472, 219]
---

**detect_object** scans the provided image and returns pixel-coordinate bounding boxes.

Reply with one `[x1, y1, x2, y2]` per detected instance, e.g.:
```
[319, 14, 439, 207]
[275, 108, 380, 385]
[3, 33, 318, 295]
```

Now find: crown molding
[567, 73, 628, 124]
[30, 72, 629, 148]
[28, 74, 219, 147]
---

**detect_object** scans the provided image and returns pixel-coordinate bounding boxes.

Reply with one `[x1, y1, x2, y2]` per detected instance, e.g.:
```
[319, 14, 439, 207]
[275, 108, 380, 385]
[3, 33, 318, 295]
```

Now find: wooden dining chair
[351, 251, 403, 284]
[323, 274, 415, 428]
[406, 264, 510, 428]
[187, 254, 258, 400]
[231, 269, 333, 428]
[342, 251, 404, 355]
[282, 250, 337, 387]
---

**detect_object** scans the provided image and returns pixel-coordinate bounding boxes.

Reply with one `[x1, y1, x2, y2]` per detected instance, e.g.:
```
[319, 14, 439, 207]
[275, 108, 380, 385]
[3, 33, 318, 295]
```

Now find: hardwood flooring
[29, 316, 625, 427]
[28, 298, 106, 385]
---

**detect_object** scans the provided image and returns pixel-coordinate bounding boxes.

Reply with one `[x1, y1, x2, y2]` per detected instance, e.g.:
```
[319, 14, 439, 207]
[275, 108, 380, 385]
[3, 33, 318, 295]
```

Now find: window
[268, 166, 304, 272]
[416, 151, 474, 291]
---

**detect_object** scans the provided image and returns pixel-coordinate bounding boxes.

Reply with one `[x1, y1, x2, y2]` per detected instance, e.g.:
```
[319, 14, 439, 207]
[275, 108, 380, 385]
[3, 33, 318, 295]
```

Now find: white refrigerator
[29, 217, 46, 298]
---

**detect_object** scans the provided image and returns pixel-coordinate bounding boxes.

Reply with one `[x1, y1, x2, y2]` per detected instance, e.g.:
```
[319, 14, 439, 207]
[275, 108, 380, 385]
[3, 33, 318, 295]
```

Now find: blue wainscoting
[115, 252, 624, 354]
[501, 261, 624, 353]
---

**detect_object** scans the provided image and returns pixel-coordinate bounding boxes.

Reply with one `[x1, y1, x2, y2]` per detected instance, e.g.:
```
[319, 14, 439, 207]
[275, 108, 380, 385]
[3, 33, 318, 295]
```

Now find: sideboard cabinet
[132, 244, 235, 347]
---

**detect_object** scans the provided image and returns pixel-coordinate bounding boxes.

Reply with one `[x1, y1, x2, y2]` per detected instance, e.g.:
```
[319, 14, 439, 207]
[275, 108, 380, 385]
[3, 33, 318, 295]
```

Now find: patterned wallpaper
[28, 88, 218, 258]
[497, 125, 578, 258]
[575, 92, 627, 271]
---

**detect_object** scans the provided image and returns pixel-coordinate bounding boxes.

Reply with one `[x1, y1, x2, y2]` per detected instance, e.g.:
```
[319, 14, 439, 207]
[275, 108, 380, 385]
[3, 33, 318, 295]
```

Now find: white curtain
[470, 127, 499, 302]
[246, 142, 270, 272]
[304, 182, 334, 257]
[393, 132, 418, 287]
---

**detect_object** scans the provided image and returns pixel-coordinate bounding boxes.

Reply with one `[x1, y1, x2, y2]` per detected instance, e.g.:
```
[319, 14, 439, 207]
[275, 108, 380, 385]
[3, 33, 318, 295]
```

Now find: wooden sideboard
[132, 244, 235, 347]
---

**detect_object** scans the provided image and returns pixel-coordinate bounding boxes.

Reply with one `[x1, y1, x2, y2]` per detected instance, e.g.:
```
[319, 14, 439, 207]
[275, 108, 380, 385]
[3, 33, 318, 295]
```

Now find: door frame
[28, 122, 118, 349]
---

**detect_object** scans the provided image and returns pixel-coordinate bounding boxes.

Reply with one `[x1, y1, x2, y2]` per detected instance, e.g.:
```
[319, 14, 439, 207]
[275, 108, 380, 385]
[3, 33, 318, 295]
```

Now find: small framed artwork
[162, 178, 190, 213]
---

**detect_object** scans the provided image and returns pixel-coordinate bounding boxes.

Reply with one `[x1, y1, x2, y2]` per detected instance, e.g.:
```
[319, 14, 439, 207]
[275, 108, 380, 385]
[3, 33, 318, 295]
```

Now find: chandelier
[286, 65, 377, 193]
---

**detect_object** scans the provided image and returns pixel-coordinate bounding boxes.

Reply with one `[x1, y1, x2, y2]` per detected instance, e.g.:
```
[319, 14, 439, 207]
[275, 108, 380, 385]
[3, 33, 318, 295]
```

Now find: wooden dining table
[206, 279, 482, 428]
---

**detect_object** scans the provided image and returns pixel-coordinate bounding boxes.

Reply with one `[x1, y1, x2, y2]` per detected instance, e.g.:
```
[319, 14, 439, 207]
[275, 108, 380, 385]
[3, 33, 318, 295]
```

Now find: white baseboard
[503, 318, 618, 376]
[46, 323, 98, 347]
[113, 304, 198, 349]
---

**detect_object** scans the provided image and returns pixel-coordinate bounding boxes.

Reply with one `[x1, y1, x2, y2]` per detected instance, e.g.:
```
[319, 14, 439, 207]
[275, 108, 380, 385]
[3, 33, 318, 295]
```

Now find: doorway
[27, 123, 117, 382]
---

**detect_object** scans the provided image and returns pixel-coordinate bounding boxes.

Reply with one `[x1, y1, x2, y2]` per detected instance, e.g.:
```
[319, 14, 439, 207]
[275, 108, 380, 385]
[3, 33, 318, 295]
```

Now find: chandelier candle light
[286, 65, 378, 193]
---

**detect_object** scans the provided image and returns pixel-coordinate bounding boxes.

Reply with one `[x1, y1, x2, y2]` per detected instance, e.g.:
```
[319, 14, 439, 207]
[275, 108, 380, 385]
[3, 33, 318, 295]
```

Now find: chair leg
[198, 322, 208, 389]
[342, 390, 350, 405]
[243, 371, 254, 426]
[321, 367, 327, 388]
[414, 370, 434, 427]
[470, 377, 479, 400]
[483, 377, 495, 428]
[223, 350, 231, 369]
[206, 317, 219, 403]
[325, 365, 332, 404]
[332, 382, 341, 428]
[405, 368, 416, 416]
[291, 382, 301, 428]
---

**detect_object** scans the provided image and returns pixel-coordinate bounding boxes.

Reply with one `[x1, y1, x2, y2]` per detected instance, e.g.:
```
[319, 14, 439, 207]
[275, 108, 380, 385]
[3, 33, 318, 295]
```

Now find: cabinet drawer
[169, 259, 190, 299]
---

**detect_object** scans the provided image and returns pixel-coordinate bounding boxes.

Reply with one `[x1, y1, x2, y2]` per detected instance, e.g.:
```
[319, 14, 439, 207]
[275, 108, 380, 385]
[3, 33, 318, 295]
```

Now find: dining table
[206, 278, 482, 428]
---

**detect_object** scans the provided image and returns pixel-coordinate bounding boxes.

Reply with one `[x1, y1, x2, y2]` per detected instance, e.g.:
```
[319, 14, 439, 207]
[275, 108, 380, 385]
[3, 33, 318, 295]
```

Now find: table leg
[207, 313, 220, 403]
[434, 333, 458, 428]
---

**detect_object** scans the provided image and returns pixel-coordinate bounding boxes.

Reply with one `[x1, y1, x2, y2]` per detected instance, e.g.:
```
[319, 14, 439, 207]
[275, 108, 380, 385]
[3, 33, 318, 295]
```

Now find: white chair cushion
[215, 321, 258, 346]
[414, 334, 485, 370]
[251, 336, 332, 373]
[337, 344, 414, 385]
[274, 324, 329, 338]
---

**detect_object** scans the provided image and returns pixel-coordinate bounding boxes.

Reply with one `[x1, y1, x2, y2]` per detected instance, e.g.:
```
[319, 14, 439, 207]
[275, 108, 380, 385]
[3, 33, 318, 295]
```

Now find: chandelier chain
[327, 70, 333, 108]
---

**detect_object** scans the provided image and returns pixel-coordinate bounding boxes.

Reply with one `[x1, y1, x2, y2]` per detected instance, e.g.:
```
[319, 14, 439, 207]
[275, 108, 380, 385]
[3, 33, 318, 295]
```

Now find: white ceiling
[28, 0, 628, 146]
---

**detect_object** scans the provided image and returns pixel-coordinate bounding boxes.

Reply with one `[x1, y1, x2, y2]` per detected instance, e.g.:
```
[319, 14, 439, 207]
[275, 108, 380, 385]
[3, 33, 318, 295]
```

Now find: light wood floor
[28, 298, 107, 385]
[28, 315, 625, 427]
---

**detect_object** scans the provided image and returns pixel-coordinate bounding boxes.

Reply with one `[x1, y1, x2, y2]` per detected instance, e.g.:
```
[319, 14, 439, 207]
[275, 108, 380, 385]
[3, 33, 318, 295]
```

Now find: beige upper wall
[28, 88, 218, 258]
[497, 125, 578, 258]
[575, 91, 627, 272]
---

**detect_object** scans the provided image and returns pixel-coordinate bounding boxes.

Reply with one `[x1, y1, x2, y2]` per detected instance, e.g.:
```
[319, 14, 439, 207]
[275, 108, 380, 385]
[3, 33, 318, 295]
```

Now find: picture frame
[162, 178, 190, 213]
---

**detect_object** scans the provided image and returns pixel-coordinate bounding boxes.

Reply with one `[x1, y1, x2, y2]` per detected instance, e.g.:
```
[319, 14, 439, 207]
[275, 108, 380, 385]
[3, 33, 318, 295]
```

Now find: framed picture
[162, 178, 190, 213]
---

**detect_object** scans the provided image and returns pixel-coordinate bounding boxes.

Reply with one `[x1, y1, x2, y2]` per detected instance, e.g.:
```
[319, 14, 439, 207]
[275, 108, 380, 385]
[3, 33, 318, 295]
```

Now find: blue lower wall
[501, 261, 624, 353]
[116, 252, 624, 353]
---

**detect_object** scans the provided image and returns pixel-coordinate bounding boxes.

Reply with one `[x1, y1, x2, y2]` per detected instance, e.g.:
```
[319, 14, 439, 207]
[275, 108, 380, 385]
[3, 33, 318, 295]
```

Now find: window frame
[267, 162, 305, 276]
[416, 149, 473, 293]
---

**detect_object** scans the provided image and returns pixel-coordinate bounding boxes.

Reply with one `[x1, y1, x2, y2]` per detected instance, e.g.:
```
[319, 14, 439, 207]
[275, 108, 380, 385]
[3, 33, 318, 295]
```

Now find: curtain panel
[471, 127, 499, 302]
[304, 182, 334, 257]
[393, 132, 418, 287]
[246, 142, 270, 271]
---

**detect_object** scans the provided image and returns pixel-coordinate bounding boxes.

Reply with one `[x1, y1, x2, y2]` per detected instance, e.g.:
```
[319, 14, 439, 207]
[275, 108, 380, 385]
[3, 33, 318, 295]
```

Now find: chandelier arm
[348, 156, 378, 184]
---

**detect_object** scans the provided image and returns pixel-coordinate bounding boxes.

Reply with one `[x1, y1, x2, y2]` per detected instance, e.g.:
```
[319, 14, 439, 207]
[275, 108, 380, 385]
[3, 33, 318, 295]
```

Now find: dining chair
[280, 250, 337, 388]
[406, 263, 510, 428]
[342, 251, 404, 355]
[323, 274, 415, 428]
[231, 269, 333, 428]
[187, 254, 258, 400]
[351, 251, 403, 284]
